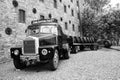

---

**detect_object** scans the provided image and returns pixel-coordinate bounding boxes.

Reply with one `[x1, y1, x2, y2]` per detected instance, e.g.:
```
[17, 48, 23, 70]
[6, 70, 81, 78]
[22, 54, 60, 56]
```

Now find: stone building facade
[0, 0, 84, 58]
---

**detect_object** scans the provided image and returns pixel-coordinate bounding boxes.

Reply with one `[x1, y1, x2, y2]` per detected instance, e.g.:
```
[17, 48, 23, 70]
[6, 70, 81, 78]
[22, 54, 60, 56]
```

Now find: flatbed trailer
[68, 36, 99, 53]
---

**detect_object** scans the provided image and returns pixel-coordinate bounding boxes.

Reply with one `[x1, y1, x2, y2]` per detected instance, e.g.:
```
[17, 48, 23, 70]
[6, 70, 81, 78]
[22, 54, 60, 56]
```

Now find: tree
[81, 8, 98, 38]
[84, 0, 110, 12]
[81, 0, 120, 45]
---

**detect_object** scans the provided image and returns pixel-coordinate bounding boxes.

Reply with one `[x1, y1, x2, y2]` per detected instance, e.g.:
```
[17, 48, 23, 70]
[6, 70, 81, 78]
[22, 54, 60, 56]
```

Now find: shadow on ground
[20, 58, 66, 72]
[109, 48, 120, 51]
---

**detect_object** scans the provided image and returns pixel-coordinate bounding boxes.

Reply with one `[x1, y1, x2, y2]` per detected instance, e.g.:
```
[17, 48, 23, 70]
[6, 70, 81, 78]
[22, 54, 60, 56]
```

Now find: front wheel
[13, 58, 26, 69]
[49, 49, 59, 71]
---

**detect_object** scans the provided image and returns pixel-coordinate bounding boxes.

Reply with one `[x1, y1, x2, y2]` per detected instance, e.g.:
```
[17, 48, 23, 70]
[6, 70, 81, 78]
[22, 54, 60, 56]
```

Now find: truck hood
[38, 34, 57, 46]
[25, 33, 57, 46]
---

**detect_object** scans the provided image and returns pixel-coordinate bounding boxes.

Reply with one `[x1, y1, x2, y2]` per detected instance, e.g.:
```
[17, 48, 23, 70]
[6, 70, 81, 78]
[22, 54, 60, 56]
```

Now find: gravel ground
[0, 47, 120, 80]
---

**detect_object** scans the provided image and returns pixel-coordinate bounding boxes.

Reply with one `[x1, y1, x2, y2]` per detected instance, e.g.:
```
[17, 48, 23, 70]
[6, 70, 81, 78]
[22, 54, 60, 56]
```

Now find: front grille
[23, 40, 35, 54]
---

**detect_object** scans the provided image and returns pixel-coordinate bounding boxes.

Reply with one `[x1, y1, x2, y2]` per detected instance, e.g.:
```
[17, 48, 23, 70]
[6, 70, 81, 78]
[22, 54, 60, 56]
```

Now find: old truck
[10, 19, 70, 70]
[10, 18, 99, 70]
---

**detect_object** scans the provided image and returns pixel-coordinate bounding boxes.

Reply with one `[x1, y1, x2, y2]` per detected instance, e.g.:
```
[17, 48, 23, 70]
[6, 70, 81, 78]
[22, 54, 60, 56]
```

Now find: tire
[75, 46, 79, 53]
[63, 48, 70, 59]
[13, 58, 25, 69]
[49, 49, 59, 71]
[95, 45, 99, 50]
[80, 45, 84, 51]
[90, 45, 98, 50]
[104, 41, 111, 48]
[93, 45, 98, 50]
[71, 46, 79, 53]
[90, 45, 94, 50]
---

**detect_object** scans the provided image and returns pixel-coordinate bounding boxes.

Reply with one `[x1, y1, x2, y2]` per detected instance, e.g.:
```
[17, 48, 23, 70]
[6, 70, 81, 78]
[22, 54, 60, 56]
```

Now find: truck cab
[10, 19, 70, 70]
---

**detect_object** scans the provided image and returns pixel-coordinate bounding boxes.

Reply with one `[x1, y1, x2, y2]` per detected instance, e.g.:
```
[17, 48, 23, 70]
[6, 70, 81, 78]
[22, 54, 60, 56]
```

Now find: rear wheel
[72, 46, 79, 53]
[104, 41, 111, 48]
[80, 45, 85, 51]
[90, 45, 98, 50]
[90, 45, 94, 50]
[63, 48, 70, 59]
[49, 49, 59, 71]
[75, 46, 79, 53]
[13, 58, 26, 69]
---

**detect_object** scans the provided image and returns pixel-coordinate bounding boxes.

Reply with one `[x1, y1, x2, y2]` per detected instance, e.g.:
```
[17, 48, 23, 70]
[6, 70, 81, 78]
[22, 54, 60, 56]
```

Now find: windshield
[26, 27, 39, 36]
[40, 25, 58, 35]
[26, 25, 58, 36]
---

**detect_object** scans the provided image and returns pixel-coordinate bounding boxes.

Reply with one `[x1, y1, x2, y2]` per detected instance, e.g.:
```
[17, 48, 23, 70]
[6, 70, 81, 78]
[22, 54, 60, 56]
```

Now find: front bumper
[20, 55, 40, 62]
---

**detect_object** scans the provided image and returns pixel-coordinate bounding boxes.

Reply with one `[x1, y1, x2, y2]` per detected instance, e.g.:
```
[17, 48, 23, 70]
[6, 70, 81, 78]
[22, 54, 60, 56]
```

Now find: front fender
[10, 47, 22, 59]
[38, 46, 58, 61]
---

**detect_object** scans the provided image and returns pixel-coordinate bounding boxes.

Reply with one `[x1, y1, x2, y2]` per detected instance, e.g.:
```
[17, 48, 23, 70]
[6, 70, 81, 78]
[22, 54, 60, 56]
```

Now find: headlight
[41, 49, 48, 55]
[14, 50, 19, 55]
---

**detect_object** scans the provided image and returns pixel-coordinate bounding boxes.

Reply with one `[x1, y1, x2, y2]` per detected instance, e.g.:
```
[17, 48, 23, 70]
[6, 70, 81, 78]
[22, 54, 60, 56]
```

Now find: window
[39, 0, 44, 2]
[68, 5, 70, 8]
[19, 9, 25, 23]
[71, 0, 73, 3]
[77, 13, 79, 19]
[77, 1, 79, 6]
[40, 25, 58, 35]
[60, 0, 62, 2]
[40, 15, 44, 19]
[32, 8, 37, 14]
[60, 17, 63, 21]
[64, 5, 67, 13]
[54, 0, 57, 8]
[72, 24, 75, 31]
[69, 20, 71, 24]
[48, 14, 52, 19]
[71, 9, 74, 16]
[65, 22, 68, 30]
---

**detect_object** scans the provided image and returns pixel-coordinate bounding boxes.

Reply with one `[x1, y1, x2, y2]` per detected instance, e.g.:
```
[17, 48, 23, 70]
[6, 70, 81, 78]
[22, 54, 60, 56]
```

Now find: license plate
[21, 55, 39, 60]
[28, 56, 37, 59]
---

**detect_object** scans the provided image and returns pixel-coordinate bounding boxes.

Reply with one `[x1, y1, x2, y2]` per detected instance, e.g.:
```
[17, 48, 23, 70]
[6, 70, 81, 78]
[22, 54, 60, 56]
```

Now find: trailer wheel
[90, 45, 98, 50]
[72, 46, 79, 53]
[13, 58, 26, 69]
[49, 49, 59, 71]
[104, 40, 112, 48]
[80, 45, 84, 51]
[90, 45, 94, 50]
[93, 45, 98, 50]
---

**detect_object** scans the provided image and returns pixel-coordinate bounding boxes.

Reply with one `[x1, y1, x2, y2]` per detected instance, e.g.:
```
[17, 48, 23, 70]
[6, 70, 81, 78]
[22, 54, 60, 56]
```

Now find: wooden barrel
[81, 37, 84, 43]
[89, 38, 92, 43]
[91, 38, 94, 43]
[74, 37, 78, 43]
[79, 37, 82, 43]
[86, 37, 89, 43]
[83, 37, 87, 43]
[77, 37, 80, 43]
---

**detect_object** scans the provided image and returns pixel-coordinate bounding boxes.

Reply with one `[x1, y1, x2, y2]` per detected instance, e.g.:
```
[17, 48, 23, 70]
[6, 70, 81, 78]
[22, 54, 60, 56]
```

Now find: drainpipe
[77, 0, 83, 37]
